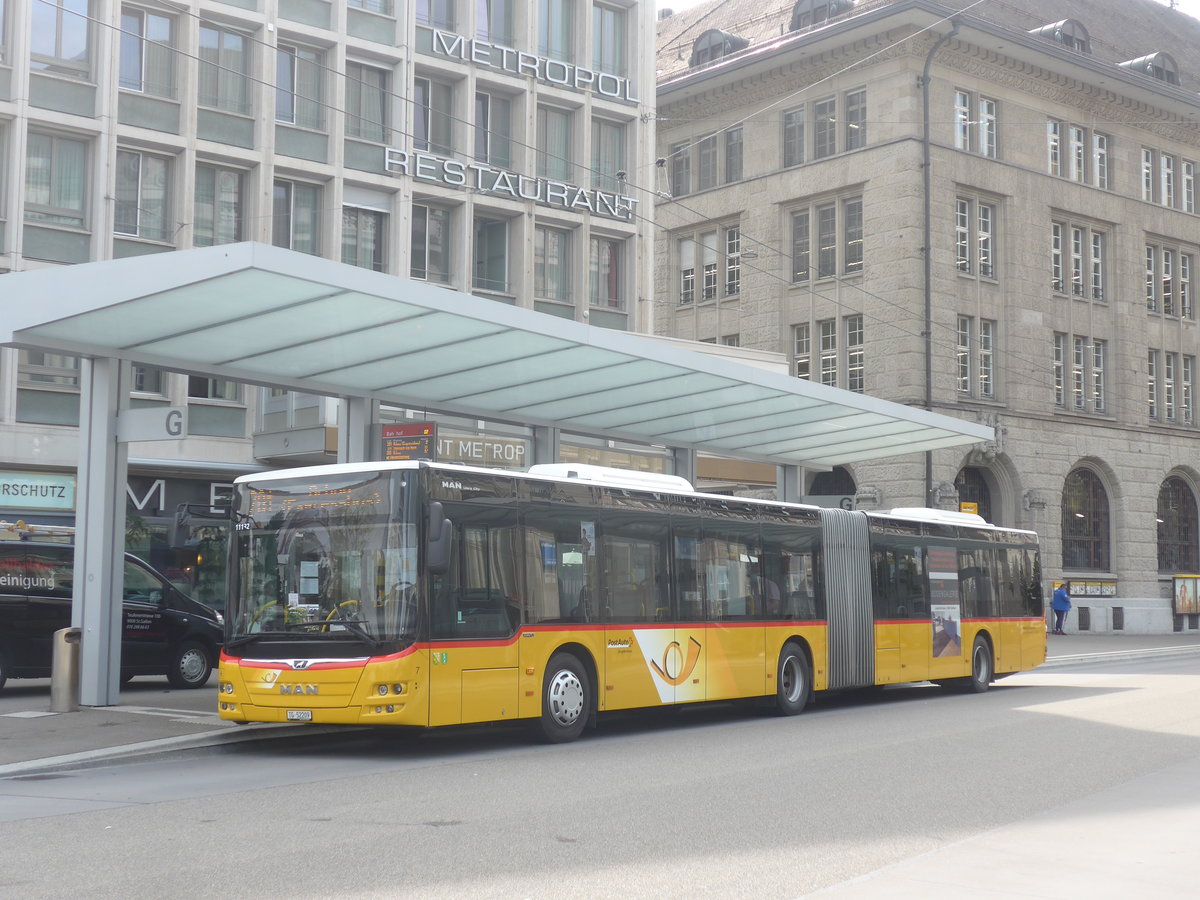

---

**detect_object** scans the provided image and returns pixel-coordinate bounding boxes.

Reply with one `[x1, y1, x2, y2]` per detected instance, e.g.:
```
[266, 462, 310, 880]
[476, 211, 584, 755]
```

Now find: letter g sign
[166, 408, 184, 437]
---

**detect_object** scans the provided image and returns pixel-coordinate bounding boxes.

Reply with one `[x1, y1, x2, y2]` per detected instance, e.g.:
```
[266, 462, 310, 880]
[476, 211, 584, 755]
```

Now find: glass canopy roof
[1, 243, 991, 468]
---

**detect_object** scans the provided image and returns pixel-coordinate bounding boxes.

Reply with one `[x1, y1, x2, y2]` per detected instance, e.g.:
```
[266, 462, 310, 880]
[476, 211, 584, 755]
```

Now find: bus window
[431, 504, 521, 639]
[698, 519, 759, 620]
[762, 522, 822, 620]
[958, 547, 997, 618]
[522, 507, 599, 623]
[596, 511, 668, 623]
[870, 537, 927, 619]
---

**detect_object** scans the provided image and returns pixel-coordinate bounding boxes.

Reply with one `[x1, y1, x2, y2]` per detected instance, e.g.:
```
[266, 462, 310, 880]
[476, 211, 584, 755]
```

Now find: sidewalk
[2, 632, 1199, 777]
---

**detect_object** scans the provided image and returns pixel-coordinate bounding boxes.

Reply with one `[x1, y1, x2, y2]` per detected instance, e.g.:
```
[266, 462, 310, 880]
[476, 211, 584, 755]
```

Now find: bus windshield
[226, 470, 418, 649]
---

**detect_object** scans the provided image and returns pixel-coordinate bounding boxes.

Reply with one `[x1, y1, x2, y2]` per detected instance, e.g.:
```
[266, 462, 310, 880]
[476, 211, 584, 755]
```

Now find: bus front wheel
[775, 641, 811, 716]
[539, 653, 591, 743]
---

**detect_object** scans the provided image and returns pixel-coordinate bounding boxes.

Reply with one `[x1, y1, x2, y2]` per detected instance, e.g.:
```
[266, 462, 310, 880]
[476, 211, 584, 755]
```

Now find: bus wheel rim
[781, 655, 803, 703]
[548, 670, 584, 726]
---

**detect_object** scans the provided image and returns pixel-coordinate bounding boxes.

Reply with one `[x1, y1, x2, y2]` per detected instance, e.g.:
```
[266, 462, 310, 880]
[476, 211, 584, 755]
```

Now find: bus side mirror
[427, 501, 453, 575]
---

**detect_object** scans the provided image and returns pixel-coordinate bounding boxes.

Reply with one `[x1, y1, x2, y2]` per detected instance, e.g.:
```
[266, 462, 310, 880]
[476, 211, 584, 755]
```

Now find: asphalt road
[2, 657, 1198, 899]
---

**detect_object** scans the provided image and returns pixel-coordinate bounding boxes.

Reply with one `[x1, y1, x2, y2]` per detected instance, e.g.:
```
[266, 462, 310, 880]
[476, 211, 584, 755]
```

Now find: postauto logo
[632, 630, 704, 703]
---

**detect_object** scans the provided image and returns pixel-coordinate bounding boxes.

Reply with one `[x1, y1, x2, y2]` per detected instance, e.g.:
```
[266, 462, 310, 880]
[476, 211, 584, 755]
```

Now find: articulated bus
[217, 461, 1045, 742]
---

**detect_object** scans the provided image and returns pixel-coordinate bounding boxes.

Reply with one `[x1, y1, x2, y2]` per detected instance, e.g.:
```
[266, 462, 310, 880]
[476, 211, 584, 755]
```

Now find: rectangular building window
[1147, 242, 1197, 318]
[793, 323, 811, 379]
[697, 134, 718, 191]
[814, 97, 836, 159]
[115, 149, 170, 242]
[783, 107, 805, 167]
[1185, 356, 1195, 425]
[956, 196, 997, 279]
[590, 236, 624, 309]
[816, 204, 837, 278]
[276, 43, 323, 129]
[417, 0, 455, 29]
[669, 141, 690, 197]
[1148, 350, 1159, 419]
[678, 237, 695, 305]
[119, 6, 175, 97]
[845, 89, 866, 150]
[1185, 160, 1197, 214]
[846, 314, 864, 393]
[1047, 120, 1062, 176]
[791, 210, 810, 283]
[1165, 351, 1178, 421]
[1092, 133, 1109, 190]
[592, 3, 625, 76]
[1072, 336, 1086, 411]
[591, 118, 624, 193]
[411, 204, 451, 283]
[537, 105, 572, 181]
[792, 196, 863, 281]
[31, 0, 91, 77]
[819, 319, 837, 387]
[535, 225, 571, 302]
[25, 132, 87, 228]
[539, 0, 573, 62]
[954, 91, 997, 157]
[700, 231, 718, 301]
[188, 376, 240, 402]
[346, 62, 389, 143]
[193, 164, 243, 246]
[979, 319, 995, 399]
[199, 24, 250, 114]
[957, 316, 996, 399]
[724, 226, 741, 296]
[342, 207, 386, 272]
[1054, 334, 1066, 407]
[1092, 339, 1106, 413]
[415, 77, 454, 156]
[272, 180, 321, 255]
[843, 198, 863, 273]
[476, 91, 513, 168]
[477, 0, 513, 44]
[473, 217, 509, 294]
[725, 126, 743, 183]
[1142, 148, 1156, 202]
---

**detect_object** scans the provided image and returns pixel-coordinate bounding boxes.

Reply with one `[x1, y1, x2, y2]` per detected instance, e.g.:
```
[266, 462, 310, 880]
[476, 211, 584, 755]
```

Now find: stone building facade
[655, 0, 1200, 632]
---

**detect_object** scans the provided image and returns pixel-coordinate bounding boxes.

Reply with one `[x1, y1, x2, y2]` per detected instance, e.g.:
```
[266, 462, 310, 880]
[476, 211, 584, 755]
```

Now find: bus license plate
[286, 710, 313, 722]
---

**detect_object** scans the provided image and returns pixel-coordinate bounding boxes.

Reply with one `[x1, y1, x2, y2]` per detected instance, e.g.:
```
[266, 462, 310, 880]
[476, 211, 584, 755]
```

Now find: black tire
[964, 635, 993, 693]
[775, 641, 811, 715]
[0, 649, 8, 692]
[167, 641, 213, 689]
[539, 653, 591, 743]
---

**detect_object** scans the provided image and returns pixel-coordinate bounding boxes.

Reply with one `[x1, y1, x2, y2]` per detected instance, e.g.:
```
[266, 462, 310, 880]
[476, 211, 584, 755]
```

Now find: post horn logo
[650, 636, 702, 686]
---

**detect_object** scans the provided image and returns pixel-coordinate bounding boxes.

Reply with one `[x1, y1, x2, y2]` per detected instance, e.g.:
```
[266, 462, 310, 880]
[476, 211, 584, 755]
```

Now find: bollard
[50, 627, 82, 713]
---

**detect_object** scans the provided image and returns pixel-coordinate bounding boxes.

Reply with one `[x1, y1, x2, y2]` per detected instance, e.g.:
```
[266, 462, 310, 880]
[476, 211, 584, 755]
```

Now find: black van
[0, 540, 223, 691]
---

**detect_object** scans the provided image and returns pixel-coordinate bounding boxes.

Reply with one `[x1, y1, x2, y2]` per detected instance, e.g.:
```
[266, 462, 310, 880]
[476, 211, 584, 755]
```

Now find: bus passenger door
[428, 516, 520, 727]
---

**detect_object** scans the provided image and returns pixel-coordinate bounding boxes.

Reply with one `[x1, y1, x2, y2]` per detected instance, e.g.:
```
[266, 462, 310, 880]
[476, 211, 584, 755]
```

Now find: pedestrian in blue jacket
[1052, 581, 1072, 634]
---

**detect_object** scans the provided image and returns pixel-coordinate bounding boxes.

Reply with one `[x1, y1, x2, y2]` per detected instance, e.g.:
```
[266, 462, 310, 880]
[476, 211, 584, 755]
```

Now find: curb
[1041, 644, 1200, 669]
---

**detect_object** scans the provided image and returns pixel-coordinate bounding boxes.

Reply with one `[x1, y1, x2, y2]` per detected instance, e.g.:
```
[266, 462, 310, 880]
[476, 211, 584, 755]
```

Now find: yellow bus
[217, 461, 1045, 742]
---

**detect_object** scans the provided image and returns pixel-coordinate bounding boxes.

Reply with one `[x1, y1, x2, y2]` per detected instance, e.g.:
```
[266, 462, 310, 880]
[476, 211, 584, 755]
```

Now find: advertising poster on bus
[928, 545, 962, 657]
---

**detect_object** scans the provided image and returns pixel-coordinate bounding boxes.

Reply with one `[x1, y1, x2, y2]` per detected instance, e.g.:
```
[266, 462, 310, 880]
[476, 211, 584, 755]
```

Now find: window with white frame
[199, 23, 250, 114]
[18, 351, 80, 388]
[535, 225, 571, 302]
[724, 226, 741, 296]
[31, 0, 92, 78]
[476, 91, 513, 168]
[784, 90, 867, 167]
[846, 314, 864, 393]
[791, 195, 864, 281]
[119, 6, 175, 97]
[793, 323, 811, 379]
[1051, 221, 1105, 300]
[131, 365, 166, 395]
[193, 163, 243, 246]
[1148, 350, 1159, 419]
[819, 318, 837, 386]
[342, 206, 386, 271]
[591, 118, 624, 193]
[1057, 334, 1105, 413]
[188, 376, 240, 402]
[1186, 356, 1196, 424]
[955, 196, 995, 279]
[783, 107, 805, 167]
[346, 62, 389, 143]
[276, 42, 323, 129]
[793, 316, 861, 389]
[677, 230, 718, 304]
[115, 148, 171, 242]
[845, 89, 867, 150]
[697, 134, 719, 191]
[814, 97, 837, 159]
[589, 236, 624, 309]
[1146, 242, 1196, 318]
[954, 89, 997, 158]
[725, 126, 743, 182]
[669, 141, 690, 197]
[1048, 120, 1109, 188]
[1141, 148, 1196, 209]
[592, 3, 625, 76]
[25, 132, 88, 229]
[540, 0, 573, 62]
[411, 203, 451, 283]
[415, 76, 454, 155]
[956, 315, 996, 399]
[349, 0, 394, 12]
[472, 216, 509, 294]
[272, 179, 321, 255]
[537, 105, 572, 181]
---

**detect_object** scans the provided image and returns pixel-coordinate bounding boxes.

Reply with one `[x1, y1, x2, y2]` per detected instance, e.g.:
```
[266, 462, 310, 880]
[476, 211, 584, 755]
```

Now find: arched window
[789, 0, 854, 33]
[809, 465, 855, 498]
[1062, 468, 1110, 570]
[954, 467, 992, 523]
[1029, 19, 1090, 54]
[1157, 476, 1198, 572]
[690, 30, 749, 68]
[1119, 52, 1179, 85]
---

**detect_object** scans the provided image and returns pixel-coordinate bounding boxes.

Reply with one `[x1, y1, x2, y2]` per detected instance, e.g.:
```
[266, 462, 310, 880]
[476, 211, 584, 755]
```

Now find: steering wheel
[322, 600, 361, 631]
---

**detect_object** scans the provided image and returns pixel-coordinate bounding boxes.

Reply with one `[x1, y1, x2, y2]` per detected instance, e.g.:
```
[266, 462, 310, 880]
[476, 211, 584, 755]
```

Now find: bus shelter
[1, 243, 991, 704]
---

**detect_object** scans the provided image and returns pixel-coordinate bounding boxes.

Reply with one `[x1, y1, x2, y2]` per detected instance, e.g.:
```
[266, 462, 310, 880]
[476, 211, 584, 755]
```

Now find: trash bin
[50, 627, 81, 713]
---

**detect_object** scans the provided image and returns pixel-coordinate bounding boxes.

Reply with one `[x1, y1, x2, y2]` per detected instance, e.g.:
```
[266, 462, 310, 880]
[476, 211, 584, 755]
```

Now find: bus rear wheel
[539, 653, 591, 743]
[775, 642, 811, 716]
[940, 635, 993, 693]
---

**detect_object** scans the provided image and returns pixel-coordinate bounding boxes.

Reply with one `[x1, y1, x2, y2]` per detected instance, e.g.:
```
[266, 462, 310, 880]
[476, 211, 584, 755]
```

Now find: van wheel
[539, 653, 591, 743]
[168, 641, 212, 689]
